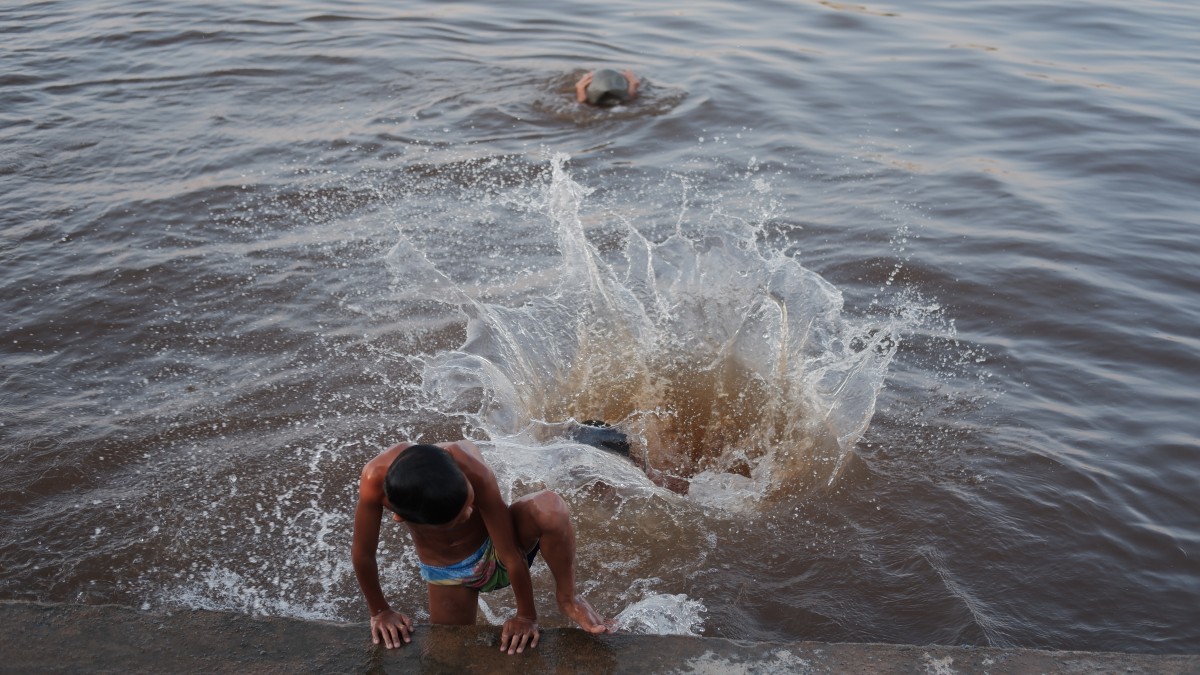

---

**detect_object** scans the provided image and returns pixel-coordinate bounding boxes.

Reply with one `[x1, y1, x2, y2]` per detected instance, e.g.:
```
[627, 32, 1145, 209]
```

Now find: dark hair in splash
[384, 444, 469, 525]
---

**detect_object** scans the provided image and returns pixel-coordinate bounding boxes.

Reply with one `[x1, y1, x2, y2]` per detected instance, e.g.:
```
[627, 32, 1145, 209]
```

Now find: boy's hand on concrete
[500, 616, 540, 654]
[370, 608, 414, 649]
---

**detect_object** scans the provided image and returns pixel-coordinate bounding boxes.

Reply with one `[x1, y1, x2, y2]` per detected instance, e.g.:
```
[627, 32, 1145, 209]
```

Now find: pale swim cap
[585, 68, 631, 106]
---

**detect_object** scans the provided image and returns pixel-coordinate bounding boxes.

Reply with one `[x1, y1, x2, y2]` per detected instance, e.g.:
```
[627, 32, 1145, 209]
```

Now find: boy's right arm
[351, 465, 414, 648]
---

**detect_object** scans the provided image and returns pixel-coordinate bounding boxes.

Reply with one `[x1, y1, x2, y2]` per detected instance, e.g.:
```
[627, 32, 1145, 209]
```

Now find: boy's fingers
[389, 624, 404, 648]
[500, 621, 538, 654]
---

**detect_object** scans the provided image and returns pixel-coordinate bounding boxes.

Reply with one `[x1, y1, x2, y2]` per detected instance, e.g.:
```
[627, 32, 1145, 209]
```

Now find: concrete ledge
[2, 601, 1196, 674]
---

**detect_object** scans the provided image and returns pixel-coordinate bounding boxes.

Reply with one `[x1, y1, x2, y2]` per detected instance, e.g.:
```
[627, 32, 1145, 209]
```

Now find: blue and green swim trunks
[419, 537, 541, 593]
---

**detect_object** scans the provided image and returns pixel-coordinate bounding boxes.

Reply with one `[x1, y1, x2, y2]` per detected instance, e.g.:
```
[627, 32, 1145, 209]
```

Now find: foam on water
[614, 593, 707, 636]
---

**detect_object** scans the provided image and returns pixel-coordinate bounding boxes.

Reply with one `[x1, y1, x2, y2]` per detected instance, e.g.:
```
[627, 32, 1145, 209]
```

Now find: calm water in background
[3, 0, 1199, 654]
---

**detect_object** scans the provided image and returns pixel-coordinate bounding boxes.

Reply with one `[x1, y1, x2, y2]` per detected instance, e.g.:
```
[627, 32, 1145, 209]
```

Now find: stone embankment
[3, 601, 1196, 673]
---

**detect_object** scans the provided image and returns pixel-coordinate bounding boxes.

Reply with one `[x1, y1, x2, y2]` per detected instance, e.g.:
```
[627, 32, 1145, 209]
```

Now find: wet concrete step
[2, 601, 1196, 674]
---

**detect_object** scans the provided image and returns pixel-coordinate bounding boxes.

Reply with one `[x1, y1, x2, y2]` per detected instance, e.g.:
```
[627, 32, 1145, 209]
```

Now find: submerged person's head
[570, 420, 631, 457]
[584, 68, 634, 106]
[385, 444, 469, 524]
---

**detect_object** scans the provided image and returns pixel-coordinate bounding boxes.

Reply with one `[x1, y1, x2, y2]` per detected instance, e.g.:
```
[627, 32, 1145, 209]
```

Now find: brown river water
[2, 0, 1198, 654]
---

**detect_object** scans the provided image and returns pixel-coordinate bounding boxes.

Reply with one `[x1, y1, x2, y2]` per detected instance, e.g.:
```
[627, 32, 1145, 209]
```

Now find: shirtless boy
[351, 439, 612, 654]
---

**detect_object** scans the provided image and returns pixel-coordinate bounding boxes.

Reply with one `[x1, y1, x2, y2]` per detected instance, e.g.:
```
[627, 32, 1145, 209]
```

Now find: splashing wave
[410, 155, 897, 505]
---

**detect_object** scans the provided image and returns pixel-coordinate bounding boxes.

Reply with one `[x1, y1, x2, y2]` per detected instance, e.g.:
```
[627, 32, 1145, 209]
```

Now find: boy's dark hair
[385, 444, 469, 525]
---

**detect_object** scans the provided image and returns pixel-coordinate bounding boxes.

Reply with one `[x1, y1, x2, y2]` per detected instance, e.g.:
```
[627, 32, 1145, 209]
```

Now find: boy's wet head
[385, 444, 469, 525]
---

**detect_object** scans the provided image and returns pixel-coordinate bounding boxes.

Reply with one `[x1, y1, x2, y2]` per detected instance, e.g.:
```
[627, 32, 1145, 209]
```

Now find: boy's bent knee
[515, 488, 563, 506]
[514, 490, 569, 525]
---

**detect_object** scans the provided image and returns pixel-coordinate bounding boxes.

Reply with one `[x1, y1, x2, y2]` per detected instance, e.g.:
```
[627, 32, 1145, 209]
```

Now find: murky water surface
[3, 0, 1198, 653]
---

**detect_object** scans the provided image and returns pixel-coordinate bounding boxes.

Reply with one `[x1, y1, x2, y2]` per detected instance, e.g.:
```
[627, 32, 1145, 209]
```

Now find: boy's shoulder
[440, 441, 496, 490]
[362, 442, 411, 477]
[444, 439, 485, 465]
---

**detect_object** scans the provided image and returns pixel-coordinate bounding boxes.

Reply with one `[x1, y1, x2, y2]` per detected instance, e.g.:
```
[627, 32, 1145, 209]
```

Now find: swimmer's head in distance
[586, 68, 632, 106]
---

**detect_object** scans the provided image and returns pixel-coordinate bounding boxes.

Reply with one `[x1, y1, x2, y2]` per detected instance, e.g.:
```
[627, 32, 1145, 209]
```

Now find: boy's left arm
[472, 471, 540, 654]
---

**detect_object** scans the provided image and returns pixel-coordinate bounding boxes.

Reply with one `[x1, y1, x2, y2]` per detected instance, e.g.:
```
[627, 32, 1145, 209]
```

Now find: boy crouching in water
[351, 440, 613, 654]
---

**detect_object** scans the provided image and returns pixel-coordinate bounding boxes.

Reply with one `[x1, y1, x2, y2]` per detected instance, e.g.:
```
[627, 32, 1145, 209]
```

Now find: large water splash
[411, 155, 897, 506]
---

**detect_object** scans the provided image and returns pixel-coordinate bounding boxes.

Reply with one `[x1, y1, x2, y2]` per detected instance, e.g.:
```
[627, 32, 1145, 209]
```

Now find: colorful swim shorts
[419, 537, 540, 592]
